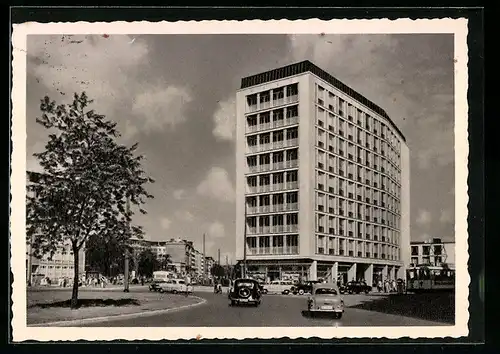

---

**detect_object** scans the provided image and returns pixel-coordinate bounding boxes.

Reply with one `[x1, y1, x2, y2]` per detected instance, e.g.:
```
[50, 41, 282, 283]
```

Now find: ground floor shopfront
[241, 258, 404, 287]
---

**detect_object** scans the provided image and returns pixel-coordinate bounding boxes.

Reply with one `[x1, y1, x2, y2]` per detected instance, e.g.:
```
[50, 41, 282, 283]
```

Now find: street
[81, 290, 448, 327]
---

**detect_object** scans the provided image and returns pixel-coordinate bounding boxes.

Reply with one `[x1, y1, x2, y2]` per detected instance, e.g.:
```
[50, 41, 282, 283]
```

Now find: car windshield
[315, 288, 338, 295]
[178, 280, 185, 284]
[235, 281, 255, 288]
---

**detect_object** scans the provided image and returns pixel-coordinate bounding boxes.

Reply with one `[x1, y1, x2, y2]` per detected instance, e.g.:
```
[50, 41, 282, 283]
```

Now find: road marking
[29, 296, 207, 327]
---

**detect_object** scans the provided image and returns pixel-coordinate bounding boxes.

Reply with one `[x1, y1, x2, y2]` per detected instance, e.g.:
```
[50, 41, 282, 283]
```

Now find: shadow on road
[30, 298, 141, 309]
[301, 310, 341, 320]
[348, 293, 455, 324]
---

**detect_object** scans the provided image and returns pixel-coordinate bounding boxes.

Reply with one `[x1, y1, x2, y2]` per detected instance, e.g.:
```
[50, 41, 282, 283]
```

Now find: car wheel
[231, 300, 236, 306]
[159, 289, 164, 293]
[335, 313, 343, 320]
[298, 289, 305, 296]
[283, 290, 290, 295]
[172, 290, 178, 294]
[365, 290, 369, 294]
[263, 289, 268, 294]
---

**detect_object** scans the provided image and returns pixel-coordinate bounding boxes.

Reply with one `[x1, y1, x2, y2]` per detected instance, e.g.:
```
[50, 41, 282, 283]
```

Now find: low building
[27, 241, 86, 285]
[410, 238, 455, 267]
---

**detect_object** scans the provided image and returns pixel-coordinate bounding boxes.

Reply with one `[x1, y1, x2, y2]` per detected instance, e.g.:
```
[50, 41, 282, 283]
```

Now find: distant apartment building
[194, 250, 206, 277]
[410, 238, 455, 268]
[235, 61, 410, 285]
[205, 256, 215, 277]
[129, 237, 204, 276]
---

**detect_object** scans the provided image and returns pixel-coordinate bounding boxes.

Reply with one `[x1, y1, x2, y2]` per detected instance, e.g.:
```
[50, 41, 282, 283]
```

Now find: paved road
[82, 291, 447, 327]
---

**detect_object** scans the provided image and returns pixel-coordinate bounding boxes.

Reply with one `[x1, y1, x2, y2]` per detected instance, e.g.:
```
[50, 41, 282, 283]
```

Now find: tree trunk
[71, 245, 80, 309]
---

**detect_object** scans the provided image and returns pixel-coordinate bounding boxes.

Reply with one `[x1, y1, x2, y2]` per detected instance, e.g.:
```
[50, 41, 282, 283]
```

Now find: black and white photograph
[11, 18, 469, 341]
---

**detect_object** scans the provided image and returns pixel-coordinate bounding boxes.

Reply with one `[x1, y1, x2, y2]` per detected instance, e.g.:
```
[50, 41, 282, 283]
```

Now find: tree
[158, 253, 172, 271]
[137, 249, 158, 278]
[211, 264, 226, 278]
[85, 232, 130, 277]
[26, 93, 154, 308]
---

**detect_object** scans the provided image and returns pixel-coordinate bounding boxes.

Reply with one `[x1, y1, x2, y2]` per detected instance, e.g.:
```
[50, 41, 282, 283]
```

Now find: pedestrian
[377, 280, 382, 292]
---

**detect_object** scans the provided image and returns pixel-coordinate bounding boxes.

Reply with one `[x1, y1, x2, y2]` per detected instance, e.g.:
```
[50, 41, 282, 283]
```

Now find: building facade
[129, 237, 203, 276]
[235, 61, 410, 285]
[27, 241, 86, 285]
[410, 238, 455, 268]
[205, 256, 215, 277]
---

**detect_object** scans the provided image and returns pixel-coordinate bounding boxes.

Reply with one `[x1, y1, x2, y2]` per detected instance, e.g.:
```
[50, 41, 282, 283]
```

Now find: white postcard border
[11, 18, 469, 341]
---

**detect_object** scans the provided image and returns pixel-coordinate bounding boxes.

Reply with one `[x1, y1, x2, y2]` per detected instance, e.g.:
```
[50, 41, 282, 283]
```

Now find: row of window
[315, 213, 401, 242]
[315, 235, 400, 261]
[245, 170, 401, 216]
[246, 84, 299, 111]
[316, 83, 402, 153]
[246, 234, 300, 256]
[316, 151, 401, 193]
[411, 245, 444, 256]
[317, 171, 401, 212]
[316, 127, 401, 183]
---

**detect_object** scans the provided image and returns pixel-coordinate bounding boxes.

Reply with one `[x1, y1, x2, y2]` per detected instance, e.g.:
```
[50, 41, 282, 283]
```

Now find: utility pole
[218, 248, 221, 266]
[123, 195, 130, 292]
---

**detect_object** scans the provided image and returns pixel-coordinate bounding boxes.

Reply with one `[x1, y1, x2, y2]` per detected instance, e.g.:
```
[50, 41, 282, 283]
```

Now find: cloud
[416, 209, 432, 226]
[130, 85, 192, 136]
[207, 221, 225, 239]
[175, 210, 195, 222]
[28, 35, 149, 114]
[212, 98, 236, 141]
[173, 189, 186, 200]
[160, 217, 172, 230]
[196, 167, 235, 203]
[439, 209, 453, 224]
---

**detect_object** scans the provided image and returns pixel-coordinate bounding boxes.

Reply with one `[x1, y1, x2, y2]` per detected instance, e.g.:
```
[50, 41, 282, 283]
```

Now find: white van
[263, 280, 295, 295]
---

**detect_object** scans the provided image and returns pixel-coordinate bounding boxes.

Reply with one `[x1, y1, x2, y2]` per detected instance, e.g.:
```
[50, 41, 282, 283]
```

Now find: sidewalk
[27, 288, 203, 325]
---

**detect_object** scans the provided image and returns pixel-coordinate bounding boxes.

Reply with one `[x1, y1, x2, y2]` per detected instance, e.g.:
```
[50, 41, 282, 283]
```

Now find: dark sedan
[292, 280, 321, 295]
[339, 281, 372, 294]
[228, 278, 262, 307]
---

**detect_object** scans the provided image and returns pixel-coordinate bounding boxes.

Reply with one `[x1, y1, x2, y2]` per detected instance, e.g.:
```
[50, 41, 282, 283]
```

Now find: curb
[29, 295, 207, 327]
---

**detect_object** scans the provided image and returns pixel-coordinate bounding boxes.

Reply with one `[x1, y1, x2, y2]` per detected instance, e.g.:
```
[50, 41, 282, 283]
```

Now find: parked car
[158, 279, 193, 294]
[228, 278, 262, 307]
[264, 280, 295, 295]
[339, 281, 372, 294]
[292, 280, 321, 295]
[307, 283, 344, 319]
[258, 282, 268, 294]
[149, 280, 166, 292]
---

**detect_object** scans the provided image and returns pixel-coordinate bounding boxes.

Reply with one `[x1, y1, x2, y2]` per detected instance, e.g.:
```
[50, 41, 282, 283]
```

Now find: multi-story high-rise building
[235, 60, 410, 286]
[410, 238, 455, 268]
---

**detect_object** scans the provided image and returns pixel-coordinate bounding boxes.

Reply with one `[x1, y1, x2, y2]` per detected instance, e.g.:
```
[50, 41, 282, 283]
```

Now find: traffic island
[27, 290, 203, 326]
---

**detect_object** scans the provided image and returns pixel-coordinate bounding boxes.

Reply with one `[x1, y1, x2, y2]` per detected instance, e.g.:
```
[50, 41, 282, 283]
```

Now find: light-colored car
[263, 280, 295, 295]
[159, 279, 193, 294]
[307, 283, 344, 319]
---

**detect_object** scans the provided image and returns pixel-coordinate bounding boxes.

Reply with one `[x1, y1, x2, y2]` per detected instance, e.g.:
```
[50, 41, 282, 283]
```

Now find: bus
[153, 270, 174, 281]
[406, 264, 455, 293]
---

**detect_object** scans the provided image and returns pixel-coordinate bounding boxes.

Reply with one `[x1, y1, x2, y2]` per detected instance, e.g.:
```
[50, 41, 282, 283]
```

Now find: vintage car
[149, 279, 166, 292]
[263, 280, 295, 295]
[292, 280, 321, 295]
[228, 278, 262, 307]
[339, 280, 372, 294]
[158, 279, 193, 295]
[307, 283, 344, 319]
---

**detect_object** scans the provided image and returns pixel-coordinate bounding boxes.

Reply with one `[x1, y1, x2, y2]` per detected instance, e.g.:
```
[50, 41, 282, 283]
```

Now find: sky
[25, 34, 455, 264]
